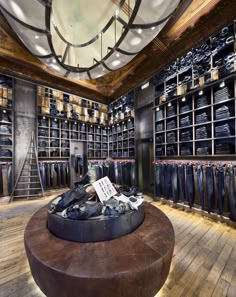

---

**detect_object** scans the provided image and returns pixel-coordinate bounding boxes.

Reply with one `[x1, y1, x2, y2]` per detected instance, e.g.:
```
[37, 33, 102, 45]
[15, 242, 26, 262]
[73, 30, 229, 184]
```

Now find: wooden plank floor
[0, 197, 236, 297]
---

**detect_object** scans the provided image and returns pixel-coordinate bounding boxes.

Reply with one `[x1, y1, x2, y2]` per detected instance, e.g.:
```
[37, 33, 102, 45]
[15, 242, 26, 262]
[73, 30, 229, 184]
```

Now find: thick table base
[24, 203, 175, 297]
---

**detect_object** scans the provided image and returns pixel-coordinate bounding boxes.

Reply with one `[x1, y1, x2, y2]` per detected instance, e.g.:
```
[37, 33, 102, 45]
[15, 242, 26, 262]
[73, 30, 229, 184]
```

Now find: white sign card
[92, 176, 117, 203]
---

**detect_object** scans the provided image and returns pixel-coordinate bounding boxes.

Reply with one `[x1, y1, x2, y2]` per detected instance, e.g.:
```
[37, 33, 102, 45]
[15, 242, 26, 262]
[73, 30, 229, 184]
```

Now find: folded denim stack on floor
[156, 109, 163, 121]
[167, 120, 176, 130]
[196, 112, 208, 124]
[196, 147, 209, 155]
[214, 87, 230, 103]
[180, 104, 191, 113]
[180, 116, 191, 127]
[166, 132, 176, 143]
[196, 95, 208, 108]
[156, 123, 163, 132]
[166, 146, 176, 155]
[181, 131, 191, 141]
[215, 105, 230, 120]
[215, 143, 232, 154]
[196, 126, 208, 139]
[180, 147, 192, 155]
[215, 123, 231, 137]
[167, 106, 176, 117]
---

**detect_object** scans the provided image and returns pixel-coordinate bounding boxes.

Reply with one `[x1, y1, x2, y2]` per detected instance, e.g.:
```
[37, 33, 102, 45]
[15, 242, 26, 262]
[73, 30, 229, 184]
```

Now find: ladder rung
[18, 182, 40, 184]
[12, 194, 43, 198]
[15, 188, 42, 191]
[20, 175, 39, 178]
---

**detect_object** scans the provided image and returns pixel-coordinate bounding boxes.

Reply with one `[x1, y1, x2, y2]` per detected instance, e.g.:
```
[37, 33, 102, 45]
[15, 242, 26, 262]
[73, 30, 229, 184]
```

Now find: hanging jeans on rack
[225, 165, 236, 221]
[155, 163, 163, 198]
[164, 163, 172, 199]
[186, 164, 194, 208]
[178, 164, 185, 202]
[39, 162, 46, 190]
[216, 165, 225, 215]
[7, 163, 12, 194]
[196, 164, 205, 210]
[171, 163, 178, 203]
[0, 164, 2, 195]
[205, 166, 215, 212]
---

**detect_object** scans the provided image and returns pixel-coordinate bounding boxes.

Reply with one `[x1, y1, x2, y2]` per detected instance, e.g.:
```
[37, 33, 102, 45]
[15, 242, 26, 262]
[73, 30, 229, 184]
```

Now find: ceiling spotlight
[168, 102, 172, 107]
[151, 27, 155, 30]
[137, 29, 142, 34]
[3, 110, 6, 114]
[156, 107, 160, 111]
[35, 35, 39, 39]
[181, 97, 186, 102]
[130, 37, 142, 46]
[52, 58, 57, 63]
[141, 82, 149, 90]
[199, 90, 203, 96]
[43, 116, 46, 119]
[116, 53, 120, 58]
[54, 119, 57, 122]
[35, 45, 48, 56]
[220, 81, 225, 88]
[112, 60, 121, 67]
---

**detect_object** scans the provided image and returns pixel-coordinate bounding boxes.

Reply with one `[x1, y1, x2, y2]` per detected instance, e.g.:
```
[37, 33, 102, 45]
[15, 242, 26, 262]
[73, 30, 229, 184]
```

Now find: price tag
[92, 176, 117, 203]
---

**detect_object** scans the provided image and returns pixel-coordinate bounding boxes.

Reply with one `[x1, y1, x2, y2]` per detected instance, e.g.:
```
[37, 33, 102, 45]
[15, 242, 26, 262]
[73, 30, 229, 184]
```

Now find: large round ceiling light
[0, 0, 180, 80]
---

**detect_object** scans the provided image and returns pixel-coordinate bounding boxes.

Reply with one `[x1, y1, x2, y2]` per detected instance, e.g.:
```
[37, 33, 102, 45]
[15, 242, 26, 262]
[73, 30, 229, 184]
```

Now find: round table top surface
[24, 202, 174, 279]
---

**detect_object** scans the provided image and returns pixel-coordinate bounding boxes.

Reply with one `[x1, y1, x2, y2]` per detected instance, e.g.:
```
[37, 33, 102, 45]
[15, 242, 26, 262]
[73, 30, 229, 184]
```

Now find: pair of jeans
[196, 164, 205, 209]
[225, 165, 236, 221]
[205, 166, 215, 212]
[186, 164, 194, 208]
[215, 165, 225, 214]
[39, 162, 46, 190]
[163, 163, 172, 199]
[178, 164, 185, 201]
[171, 163, 178, 202]
[155, 163, 163, 198]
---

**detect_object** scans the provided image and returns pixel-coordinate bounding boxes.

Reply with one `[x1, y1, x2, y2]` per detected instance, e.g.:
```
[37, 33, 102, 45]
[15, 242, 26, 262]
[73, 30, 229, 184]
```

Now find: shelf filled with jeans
[107, 117, 135, 159]
[0, 75, 13, 160]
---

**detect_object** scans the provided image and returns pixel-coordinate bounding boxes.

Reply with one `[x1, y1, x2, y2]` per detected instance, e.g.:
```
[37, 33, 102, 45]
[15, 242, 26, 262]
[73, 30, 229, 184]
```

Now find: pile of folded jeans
[214, 87, 230, 103]
[196, 147, 209, 155]
[196, 112, 208, 124]
[167, 106, 176, 117]
[215, 123, 231, 137]
[166, 146, 176, 155]
[165, 62, 178, 79]
[196, 126, 208, 139]
[167, 132, 176, 143]
[156, 147, 164, 156]
[215, 105, 230, 120]
[166, 83, 177, 94]
[196, 95, 208, 108]
[219, 52, 235, 78]
[211, 26, 234, 56]
[0, 149, 12, 157]
[156, 135, 163, 143]
[215, 143, 232, 154]
[180, 116, 191, 127]
[166, 120, 176, 130]
[0, 138, 12, 145]
[180, 146, 192, 155]
[180, 104, 191, 114]
[156, 110, 163, 121]
[49, 182, 143, 220]
[38, 139, 48, 147]
[181, 131, 191, 141]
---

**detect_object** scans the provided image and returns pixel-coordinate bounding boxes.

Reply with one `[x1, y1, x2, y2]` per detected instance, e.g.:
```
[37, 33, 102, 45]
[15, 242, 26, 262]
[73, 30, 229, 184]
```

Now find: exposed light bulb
[168, 102, 172, 107]
[35, 45, 49, 56]
[220, 81, 225, 88]
[3, 110, 7, 114]
[43, 116, 46, 120]
[156, 107, 160, 111]
[199, 90, 203, 96]
[112, 60, 121, 67]
[181, 97, 186, 102]
[130, 37, 142, 46]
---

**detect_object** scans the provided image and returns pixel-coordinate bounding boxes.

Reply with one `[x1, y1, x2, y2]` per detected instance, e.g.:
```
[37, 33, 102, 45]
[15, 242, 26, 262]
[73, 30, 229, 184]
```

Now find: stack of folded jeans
[196, 126, 208, 139]
[196, 147, 209, 155]
[215, 123, 231, 137]
[167, 106, 176, 117]
[180, 104, 191, 113]
[215, 105, 230, 120]
[156, 110, 163, 121]
[156, 135, 163, 143]
[180, 116, 191, 127]
[180, 146, 192, 155]
[156, 147, 164, 156]
[196, 95, 208, 108]
[38, 129, 48, 137]
[181, 131, 191, 141]
[196, 112, 208, 124]
[166, 146, 176, 155]
[215, 143, 232, 154]
[167, 132, 176, 143]
[219, 52, 235, 77]
[166, 120, 176, 130]
[214, 87, 230, 103]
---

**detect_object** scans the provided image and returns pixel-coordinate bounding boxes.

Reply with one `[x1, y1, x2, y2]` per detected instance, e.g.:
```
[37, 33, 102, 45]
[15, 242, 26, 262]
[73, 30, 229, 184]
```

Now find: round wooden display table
[24, 203, 175, 297]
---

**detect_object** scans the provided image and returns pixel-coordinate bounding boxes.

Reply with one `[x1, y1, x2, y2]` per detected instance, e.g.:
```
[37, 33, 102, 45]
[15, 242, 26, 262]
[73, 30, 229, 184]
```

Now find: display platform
[24, 202, 175, 297]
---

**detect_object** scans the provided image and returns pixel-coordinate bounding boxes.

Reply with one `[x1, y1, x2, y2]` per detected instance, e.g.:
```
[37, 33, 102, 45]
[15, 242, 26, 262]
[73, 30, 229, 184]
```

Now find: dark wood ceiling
[0, 0, 235, 103]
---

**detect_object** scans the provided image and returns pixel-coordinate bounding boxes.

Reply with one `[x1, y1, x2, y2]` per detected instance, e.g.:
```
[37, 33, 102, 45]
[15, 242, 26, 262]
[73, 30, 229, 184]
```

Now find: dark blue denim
[205, 166, 215, 212]
[171, 163, 178, 203]
[186, 164, 195, 208]
[225, 165, 236, 221]
[7, 163, 12, 194]
[39, 162, 46, 190]
[196, 164, 205, 210]
[178, 164, 185, 202]
[0, 164, 2, 195]
[215, 165, 225, 215]
[155, 163, 163, 198]
[164, 163, 172, 199]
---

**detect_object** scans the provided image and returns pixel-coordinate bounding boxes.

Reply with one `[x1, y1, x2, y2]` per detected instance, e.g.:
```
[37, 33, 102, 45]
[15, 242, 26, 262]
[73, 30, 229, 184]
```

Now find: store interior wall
[14, 79, 37, 184]
[135, 82, 155, 195]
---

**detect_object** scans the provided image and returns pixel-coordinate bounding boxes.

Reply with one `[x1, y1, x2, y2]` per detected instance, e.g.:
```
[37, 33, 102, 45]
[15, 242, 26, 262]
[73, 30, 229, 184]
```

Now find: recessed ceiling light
[130, 37, 142, 46]
[52, 58, 56, 63]
[112, 60, 121, 67]
[151, 27, 155, 31]
[137, 29, 142, 34]
[116, 53, 120, 58]
[35, 35, 39, 39]
[50, 64, 60, 71]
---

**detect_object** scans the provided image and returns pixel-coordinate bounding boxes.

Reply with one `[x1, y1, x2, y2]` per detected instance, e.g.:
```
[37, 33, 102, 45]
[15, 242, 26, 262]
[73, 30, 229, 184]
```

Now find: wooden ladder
[10, 132, 44, 202]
